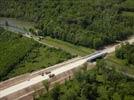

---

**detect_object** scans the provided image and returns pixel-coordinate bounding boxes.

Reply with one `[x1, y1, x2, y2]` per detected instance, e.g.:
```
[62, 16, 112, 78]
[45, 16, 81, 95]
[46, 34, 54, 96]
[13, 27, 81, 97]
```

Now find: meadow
[122, 0, 134, 9]
[41, 36, 94, 56]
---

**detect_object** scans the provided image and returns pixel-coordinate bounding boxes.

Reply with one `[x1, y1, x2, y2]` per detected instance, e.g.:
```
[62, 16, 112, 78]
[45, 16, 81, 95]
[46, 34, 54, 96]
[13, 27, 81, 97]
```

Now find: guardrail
[0, 57, 81, 91]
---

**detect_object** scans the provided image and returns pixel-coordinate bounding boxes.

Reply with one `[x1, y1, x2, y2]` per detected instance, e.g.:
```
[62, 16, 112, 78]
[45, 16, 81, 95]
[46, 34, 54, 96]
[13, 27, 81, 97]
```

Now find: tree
[81, 83, 98, 100]
[51, 84, 61, 100]
[75, 71, 85, 83]
[118, 87, 127, 100]
[60, 89, 77, 100]
[115, 45, 126, 59]
[1, 0, 133, 49]
[107, 87, 114, 100]
[81, 63, 88, 72]
[93, 38, 103, 49]
[115, 43, 134, 65]
[43, 80, 50, 93]
[96, 60, 106, 74]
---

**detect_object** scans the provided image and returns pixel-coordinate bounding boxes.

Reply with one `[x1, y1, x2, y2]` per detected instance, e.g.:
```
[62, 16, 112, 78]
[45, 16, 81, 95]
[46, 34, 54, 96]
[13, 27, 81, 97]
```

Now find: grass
[122, 0, 134, 9]
[0, 28, 72, 81]
[121, 0, 134, 18]
[41, 36, 94, 56]
[0, 17, 94, 56]
[0, 28, 37, 80]
[106, 53, 134, 75]
[122, 11, 134, 17]
[7, 46, 72, 78]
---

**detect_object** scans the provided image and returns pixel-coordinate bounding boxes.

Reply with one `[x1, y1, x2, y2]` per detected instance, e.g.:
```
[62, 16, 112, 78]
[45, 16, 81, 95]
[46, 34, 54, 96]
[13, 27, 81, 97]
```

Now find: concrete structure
[87, 51, 107, 62]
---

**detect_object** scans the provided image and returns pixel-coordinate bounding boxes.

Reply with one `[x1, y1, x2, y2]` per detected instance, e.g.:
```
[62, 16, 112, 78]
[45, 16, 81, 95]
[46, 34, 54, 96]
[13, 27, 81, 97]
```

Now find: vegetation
[41, 36, 94, 56]
[120, 0, 134, 28]
[37, 42, 134, 99]
[0, 27, 37, 80]
[37, 60, 134, 100]
[0, 28, 72, 81]
[106, 57, 134, 75]
[43, 80, 50, 93]
[106, 42, 134, 75]
[122, 11, 134, 17]
[7, 46, 72, 79]
[115, 42, 134, 65]
[121, 0, 134, 10]
[0, 0, 133, 49]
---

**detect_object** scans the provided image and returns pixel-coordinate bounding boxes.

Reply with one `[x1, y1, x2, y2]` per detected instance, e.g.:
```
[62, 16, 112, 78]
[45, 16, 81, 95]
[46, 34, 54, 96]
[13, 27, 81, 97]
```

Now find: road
[103, 36, 134, 53]
[0, 58, 87, 98]
[0, 36, 133, 99]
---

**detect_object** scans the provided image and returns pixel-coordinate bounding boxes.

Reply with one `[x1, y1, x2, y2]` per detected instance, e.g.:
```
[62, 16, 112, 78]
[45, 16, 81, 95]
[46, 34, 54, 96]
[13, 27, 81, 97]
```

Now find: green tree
[43, 80, 50, 93]
[51, 84, 61, 100]
[81, 83, 98, 100]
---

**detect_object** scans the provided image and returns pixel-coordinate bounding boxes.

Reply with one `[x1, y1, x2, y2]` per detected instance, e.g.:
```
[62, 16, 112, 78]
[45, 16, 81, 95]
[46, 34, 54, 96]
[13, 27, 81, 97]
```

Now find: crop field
[0, 28, 72, 81]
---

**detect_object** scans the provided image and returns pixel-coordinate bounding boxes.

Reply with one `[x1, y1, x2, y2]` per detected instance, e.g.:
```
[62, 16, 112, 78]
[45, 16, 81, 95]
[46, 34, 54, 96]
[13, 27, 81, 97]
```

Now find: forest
[0, 0, 133, 49]
[115, 42, 134, 65]
[0, 28, 72, 81]
[37, 60, 134, 100]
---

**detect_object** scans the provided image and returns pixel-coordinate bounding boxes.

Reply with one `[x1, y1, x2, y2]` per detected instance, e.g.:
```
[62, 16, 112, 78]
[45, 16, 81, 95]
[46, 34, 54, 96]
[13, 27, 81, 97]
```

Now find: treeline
[0, 0, 134, 49]
[37, 60, 134, 100]
[115, 42, 134, 65]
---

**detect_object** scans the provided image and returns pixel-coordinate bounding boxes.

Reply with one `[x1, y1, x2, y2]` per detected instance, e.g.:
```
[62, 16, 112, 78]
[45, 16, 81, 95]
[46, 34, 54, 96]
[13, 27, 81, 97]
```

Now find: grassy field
[122, 0, 134, 9]
[122, 11, 134, 17]
[41, 36, 94, 56]
[0, 28, 72, 81]
[106, 53, 134, 75]
[121, 0, 134, 18]
[7, 46, 72, 78]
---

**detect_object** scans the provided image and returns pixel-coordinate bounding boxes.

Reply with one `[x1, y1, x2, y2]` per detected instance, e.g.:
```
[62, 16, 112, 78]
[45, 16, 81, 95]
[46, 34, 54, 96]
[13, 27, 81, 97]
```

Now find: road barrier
[0, 62, 89, 100]
[0, 57, 81, 91]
